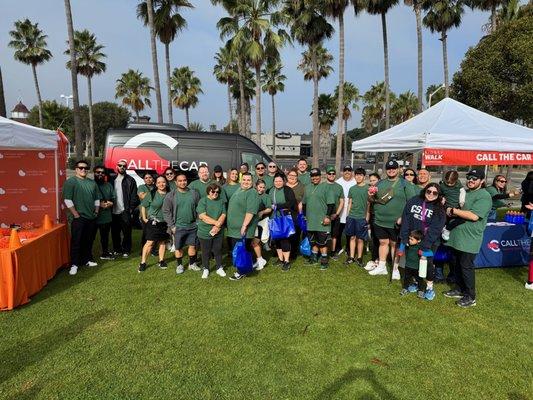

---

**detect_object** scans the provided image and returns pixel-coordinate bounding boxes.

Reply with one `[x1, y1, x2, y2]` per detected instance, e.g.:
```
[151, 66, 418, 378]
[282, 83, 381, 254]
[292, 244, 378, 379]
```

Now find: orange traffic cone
[9, 229, 22, 249]
[43, 214, 53, 230]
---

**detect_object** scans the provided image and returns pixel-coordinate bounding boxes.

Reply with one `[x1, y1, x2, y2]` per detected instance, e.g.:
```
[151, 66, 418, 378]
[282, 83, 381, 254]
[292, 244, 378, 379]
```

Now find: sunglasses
[404, 173, 414, 176]
[466, 176, 480, 181]
[210, 190, 220, 194]
[327, 172, 336, 175]
[426, 189, 439, 196]
[310, 174, 320, 178]
[165, 172, 175, 176]
[77, 166, 89, 171]
[256, 167, 265, 170]
[268, 165, 276, 168]
[497, 179, 507, 183]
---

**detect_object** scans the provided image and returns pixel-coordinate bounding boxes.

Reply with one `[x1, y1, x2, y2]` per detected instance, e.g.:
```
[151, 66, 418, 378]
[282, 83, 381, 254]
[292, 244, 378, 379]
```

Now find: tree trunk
[236, 58, 247, 137]
[146, 0, 163, 123]
[87, 75, 95, 163]
[0, 66, 6, 118]
[255, 64, 261, 143]
[64, 0, 82, 159]
[185, 107, 190, 130]
[227, 83, 234, 133]
[271, 94, 276, 160]
[381, 12, 390, 130]
[344, 118, 348, 162]
[311, 47, 320, 168]
[246, 99, 251, 137]
[491, 4, 497, 33]
[415, 3, 423, 113]
[165, 43, 173, 124]
[31, 64, 44, 128]
[442, 30, 450, 98]
[135, 110, 140, 122]
[335, 12, 345, 173]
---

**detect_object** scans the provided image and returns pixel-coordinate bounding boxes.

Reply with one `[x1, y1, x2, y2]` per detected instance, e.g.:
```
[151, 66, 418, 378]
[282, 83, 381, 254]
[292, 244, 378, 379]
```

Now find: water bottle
[419, 258, 427, 278]
[399, 253, 406, 269]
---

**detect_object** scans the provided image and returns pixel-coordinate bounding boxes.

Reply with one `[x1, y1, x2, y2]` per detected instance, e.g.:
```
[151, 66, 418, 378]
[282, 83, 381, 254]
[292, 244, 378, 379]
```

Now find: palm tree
[137, 0, 163, 123]
[334, 82, 359, 160]
[404, 0, 424, 113]
[63, 0, 84, 158]
[261, 58, 286, 159]
[466, 0, 505, 33]
[361, 81, 397, 133]
[8, 19, 52, 128]
[170, 66, 203, 129]
[115, 69, 153, 121]
[286, 0, 334, 167]
[423, 0, 464, 98]
[214, 46, 238, 133]
[188, 121, 205, 131]
[366, 0, 399, 131]
[231, 66, 256, 136]
[65, 30, 106, 163]
[391, 90, 418, 124]
[137, 0, 193, 124]
[316, 93, 337, 166]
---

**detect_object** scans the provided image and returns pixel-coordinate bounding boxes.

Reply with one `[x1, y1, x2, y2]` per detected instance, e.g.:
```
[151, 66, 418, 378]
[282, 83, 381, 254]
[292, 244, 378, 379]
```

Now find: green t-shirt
[263, 175, 274, 191]
[95, 182, 115, 225]
[62, 176, 100, 220]
[141, 191, 167, 221]
[447, 188, 492, 254]
[167, 180, 178, 191]
[289, 183, 305, 203]
[298, 171, 311, 186]
[326, 181, 344, 210]
[439, 180, 463, 208]
[223, 183, 240, 200]
[196, 197, 226, 239]
[227, 187, 260, 239]
[258, 192, 272, 211]
[137, 184, 154, 195]
[173, 189, 198, 229]
[405, 243, 421, 270]
[303, 182, 334, 233]
[189, 179, 227, 202]
[270, 187, 286, 208]
[348, 184, 369, 219]
[374, 178, 418, 229]
[486, 186, 507, 210]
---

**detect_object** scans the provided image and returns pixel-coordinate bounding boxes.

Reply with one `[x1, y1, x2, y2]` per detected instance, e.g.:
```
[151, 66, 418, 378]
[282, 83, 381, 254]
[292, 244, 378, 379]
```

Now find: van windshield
[241, 152, 269, 168]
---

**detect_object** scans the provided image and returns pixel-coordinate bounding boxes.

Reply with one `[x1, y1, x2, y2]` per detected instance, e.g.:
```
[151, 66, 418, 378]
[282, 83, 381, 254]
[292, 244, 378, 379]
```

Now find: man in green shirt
[345, 167, 369, 267]
[297, 157, 311, 186]
[189, 165, 228, 202]
[370, 160, 418, 278]
[62, 160, 100, 276]
[325, 166, 345, 260]
[137, 173, 155, 201]
[444, 168, 492, 308]
[227, 172, 261, 280]
[254, 162, 273, 191]
[303, 168, 336, 270]
[93, 166, 116, 260]
[417, 168, 431, 190]
[163, 171, 201, 274]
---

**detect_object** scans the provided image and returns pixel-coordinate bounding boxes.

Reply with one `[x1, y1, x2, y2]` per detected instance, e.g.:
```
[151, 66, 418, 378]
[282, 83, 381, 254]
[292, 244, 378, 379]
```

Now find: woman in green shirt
[138, 176, 169, 272]
[486, 175, 517, 220]
[286, 167, 305, 259]
[223, 168, 240, 200]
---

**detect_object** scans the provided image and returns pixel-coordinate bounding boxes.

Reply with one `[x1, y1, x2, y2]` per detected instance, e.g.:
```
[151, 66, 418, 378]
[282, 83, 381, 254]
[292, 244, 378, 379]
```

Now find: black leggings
[199, 236, 223, 270]
[403, 268, 423, 289]
[273, 238, 291, 252]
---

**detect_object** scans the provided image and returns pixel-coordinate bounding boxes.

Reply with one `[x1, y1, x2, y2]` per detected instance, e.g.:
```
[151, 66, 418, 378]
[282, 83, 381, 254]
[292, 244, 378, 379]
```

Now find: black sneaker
[443, 289, 463, 299]
[355, 258, 364, 268]
[456, 296, 476, 308]
[330, 252, 339, 261]
[274, 259, 284, 267]
[307, 255, 318, 265]
[345, 257, 355, 265]
[158, 260, 168, 270]
[319, 257, 329, 270]
[282, 262, 291, 272]
[100, 253, 115, 260]
[229, 272, 245, 281]
[138, 263, 147, 273]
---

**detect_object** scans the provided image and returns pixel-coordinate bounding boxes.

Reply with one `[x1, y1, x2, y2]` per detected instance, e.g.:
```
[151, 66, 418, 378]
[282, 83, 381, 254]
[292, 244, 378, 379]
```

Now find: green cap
[326, 166, 336, 174]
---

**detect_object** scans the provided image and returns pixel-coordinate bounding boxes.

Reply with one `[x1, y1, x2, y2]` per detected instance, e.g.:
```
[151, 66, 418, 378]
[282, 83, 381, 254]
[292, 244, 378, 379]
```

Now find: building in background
[10, 101, 29, 124]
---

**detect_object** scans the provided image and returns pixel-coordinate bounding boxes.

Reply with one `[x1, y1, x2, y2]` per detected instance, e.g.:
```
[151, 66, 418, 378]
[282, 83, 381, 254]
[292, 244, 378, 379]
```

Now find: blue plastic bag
[300, 236, 312, 256]
[297, 212, 307, 232]
[232, 238, 254, 274]
[528, 217, 533, 235]
[434, 245, 452, 263]
[269, 210, 296, 239]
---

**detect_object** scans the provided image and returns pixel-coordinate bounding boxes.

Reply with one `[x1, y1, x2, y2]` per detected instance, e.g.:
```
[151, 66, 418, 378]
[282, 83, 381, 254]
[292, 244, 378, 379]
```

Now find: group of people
[62, 157, 533, 308]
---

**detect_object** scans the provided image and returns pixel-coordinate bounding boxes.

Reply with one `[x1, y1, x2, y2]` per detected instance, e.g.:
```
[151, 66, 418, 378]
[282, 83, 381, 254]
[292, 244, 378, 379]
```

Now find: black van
[104, 123, 272, 184]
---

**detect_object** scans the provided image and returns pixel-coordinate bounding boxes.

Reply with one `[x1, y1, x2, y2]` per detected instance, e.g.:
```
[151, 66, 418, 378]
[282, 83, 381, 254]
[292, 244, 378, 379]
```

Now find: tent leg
[54, 148, 59, 223]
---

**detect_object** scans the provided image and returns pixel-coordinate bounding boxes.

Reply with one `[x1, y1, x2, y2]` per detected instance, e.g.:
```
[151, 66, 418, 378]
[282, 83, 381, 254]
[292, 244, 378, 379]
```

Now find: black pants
[403, 268, 423, 289]
[451, 249, 477, 299]
[199, 236, 223, 270]
[89, 222, 112, 256]
[112, 211, 133, 254]
[70, 217, 96, 267]
[370, 225, 380, 261]
[273, 238, 291, 252]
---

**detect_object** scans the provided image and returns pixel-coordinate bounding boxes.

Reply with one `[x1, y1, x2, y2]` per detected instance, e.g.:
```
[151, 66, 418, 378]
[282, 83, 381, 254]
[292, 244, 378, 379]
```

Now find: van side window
[241, 152, 269, 167]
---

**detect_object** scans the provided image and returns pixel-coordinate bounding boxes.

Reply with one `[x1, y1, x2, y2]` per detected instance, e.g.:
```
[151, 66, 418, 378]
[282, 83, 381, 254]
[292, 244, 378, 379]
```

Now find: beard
[95, 176, 105, 184]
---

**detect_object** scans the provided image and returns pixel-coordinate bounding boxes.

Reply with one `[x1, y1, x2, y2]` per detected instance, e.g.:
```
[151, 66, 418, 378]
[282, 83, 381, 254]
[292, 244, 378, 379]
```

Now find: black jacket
[272, 186, 298, 221]
[400, 196, 446, 251]
[109, 173, 139, 213]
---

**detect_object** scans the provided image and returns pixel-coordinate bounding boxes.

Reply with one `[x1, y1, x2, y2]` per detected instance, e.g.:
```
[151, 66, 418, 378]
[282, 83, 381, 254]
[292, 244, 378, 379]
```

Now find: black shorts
[308, 231, 331, 247]
[345, 217, 368, 240]
[373, 224, 398, 241]
[330, 218, 342, 238]
[174, 227, 198, 249]
[144, 220, 169, 242]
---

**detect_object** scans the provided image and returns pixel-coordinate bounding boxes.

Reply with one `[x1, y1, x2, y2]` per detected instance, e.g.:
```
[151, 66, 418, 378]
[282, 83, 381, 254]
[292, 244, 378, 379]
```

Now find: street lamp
[428, 84, 445, 108]
[60, 94, 73, 107]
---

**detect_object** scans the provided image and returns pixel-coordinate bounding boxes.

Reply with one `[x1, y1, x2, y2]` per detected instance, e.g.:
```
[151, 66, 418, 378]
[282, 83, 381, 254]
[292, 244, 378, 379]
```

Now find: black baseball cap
[310, 168, 321, 177]
[466, 168, 485, 180]
[354, 167, 366, 175]
[214, 165, 223, 173]
[343, 165, 353, 172]
[385, 160, 399, 170]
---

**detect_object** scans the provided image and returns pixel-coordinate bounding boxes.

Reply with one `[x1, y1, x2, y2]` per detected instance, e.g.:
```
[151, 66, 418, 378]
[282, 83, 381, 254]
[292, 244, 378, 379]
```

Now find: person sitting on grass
[138, 176, 170, 272]
[400, 230, 424, 296]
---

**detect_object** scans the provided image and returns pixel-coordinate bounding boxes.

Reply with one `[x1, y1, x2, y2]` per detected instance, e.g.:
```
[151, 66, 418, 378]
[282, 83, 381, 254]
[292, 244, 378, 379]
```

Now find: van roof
[126, 122, 187, 131]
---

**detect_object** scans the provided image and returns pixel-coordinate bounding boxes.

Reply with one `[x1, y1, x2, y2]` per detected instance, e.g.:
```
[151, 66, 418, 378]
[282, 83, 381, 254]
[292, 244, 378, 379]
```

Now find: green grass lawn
[1, 231, 532, 400]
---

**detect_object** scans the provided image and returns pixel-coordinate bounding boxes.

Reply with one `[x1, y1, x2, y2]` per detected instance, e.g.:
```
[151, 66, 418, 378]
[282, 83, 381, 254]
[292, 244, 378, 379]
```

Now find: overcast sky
[0, 0, 489, 133]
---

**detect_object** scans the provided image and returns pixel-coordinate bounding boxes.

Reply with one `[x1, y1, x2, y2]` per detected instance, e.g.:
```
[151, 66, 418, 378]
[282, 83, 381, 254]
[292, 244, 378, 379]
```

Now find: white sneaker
[188, 263, 201, 271]
[525, 282, 533, 290]
[369, 264, 388, 275]
[202, 269, 209, 279]
[255, 258, 267, 271]
[176, 264, 184, 274]
[166, 242, 175, 252]
[364, 261, 377, 271]
[391, 268, 401, 280]
[216, 267, 226, 277]
[86, 261, 98, 267]
[69, 265, 78, 275]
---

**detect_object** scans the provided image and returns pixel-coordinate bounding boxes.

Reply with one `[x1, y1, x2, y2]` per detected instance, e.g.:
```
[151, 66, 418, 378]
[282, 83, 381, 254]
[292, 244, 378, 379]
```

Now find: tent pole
[54, 148, 59, 223]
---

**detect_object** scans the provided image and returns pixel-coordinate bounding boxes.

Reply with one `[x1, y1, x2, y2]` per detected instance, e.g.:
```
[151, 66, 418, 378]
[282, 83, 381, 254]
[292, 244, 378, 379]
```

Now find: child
[400, 230, 425, 297]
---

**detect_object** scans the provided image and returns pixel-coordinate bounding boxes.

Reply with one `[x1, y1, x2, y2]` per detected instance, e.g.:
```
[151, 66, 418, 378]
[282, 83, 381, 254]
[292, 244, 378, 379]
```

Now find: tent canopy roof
[0, 116, 58, 149]
[352, 98, 533, 153]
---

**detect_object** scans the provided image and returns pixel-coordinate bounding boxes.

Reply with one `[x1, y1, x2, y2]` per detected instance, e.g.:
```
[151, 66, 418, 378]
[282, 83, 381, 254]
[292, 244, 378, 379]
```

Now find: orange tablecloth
[0, 224, 70, 310]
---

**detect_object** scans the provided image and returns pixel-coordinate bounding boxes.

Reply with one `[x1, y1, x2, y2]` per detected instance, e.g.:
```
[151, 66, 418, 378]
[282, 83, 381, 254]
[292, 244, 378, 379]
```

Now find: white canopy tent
[351, 98, 533, 154]
[0, 116, 58, 149]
